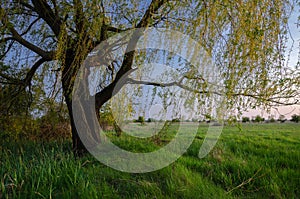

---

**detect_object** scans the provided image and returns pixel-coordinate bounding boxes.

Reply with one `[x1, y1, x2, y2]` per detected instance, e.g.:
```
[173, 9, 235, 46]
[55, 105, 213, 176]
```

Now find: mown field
[0, 123, 299, 198]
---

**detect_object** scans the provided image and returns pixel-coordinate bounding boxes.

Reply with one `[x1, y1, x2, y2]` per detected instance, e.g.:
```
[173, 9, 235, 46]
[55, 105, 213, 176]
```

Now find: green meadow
[1, 123, 299, 198]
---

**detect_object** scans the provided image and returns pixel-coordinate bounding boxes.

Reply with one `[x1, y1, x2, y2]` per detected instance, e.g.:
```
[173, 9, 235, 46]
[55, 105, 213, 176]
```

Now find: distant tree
[172, 118, 180, 123]
[253, 115, 264, 123]
[228, 116, 237, 123]
[204, 114, 212, 123]
[147, 118, 155, 123]
[242, 117, 250, 123]
[291, 114, 300, 123]
[278, 115, 286, 123]
[136, 116, 145, 125]
[192, 118, 199, 123]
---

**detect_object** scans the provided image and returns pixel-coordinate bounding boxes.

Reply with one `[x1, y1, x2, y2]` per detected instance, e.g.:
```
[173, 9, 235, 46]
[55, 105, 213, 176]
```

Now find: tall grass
[0, 123, 299, 198]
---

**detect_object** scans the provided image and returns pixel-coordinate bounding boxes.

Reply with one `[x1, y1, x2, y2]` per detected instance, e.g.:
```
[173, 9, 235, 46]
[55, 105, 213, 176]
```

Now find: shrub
[36, 109, 71, 141]
[38, 120, 71, 141]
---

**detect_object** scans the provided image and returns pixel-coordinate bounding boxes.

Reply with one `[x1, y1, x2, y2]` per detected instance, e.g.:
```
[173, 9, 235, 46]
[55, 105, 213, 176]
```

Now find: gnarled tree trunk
[65, 96, 87, 156]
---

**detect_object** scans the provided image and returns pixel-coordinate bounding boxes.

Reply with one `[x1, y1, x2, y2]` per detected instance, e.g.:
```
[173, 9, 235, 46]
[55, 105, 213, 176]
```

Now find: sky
[286, 7, 300, 68]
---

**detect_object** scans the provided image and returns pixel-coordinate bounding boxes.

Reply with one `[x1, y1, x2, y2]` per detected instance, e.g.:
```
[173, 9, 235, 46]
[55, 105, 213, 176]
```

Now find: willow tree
[0, 0, 299, 155]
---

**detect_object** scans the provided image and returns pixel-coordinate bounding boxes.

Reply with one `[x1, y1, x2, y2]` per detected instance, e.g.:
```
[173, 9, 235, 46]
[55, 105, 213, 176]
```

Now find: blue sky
[286, 8, 300, 68]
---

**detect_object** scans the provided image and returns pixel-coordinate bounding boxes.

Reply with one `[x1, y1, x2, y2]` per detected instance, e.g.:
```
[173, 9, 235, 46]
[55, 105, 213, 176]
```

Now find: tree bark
[64, 73, 105, 156]
[62, 49, 97, 156]
[65, 95, 87, 157]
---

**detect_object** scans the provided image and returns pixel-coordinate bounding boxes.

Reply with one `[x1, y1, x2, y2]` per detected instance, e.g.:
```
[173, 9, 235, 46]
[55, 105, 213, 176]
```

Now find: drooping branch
[73, 0, 85, 33]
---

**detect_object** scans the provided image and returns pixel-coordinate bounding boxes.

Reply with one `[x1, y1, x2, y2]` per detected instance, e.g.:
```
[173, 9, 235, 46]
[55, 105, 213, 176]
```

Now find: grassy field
[0, 123, 299, 198]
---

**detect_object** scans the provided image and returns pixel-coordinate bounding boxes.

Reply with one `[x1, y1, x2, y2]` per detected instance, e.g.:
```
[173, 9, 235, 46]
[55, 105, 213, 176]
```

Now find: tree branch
[126, 77, 220, 95]
[0, 58, 46, 87]
[0, 72, 23, 84]
[106, 25, 130, 33]
[0, 6, 55, 60]
[19, 17, 41, 36]
[31, 0, 62, 37]
[127, 78, 179, 87]
[0, 37, 14, 43]
[23, 57, 47, 86]
[136, 0, 168, 28]
[18, 0, 36, 12]
[126, 78, 299, 106]
[9, 26, 54, 60]
[49, 0, 58, 16]
[0, 40, 15, 60]
[94, 0, 169, 109]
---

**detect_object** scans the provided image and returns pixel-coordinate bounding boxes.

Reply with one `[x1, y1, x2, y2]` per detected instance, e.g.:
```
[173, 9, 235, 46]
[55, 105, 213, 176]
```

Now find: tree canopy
[0, 0, 299, 155]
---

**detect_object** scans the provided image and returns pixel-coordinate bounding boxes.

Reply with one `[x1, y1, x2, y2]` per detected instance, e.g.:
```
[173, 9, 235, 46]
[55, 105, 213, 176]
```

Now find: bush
[37, 119, 71, 141]
[36, 109, 71, 141]
[0, 115, 39, 142]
